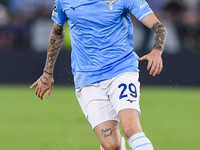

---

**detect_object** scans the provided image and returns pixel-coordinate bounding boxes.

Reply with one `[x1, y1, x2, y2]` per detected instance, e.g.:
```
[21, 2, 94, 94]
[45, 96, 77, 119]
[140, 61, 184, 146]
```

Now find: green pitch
[0, 85, 199, 150]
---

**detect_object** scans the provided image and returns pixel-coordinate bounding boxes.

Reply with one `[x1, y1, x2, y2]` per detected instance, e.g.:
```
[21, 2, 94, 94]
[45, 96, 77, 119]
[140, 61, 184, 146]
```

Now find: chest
[62, 0, 125, 26]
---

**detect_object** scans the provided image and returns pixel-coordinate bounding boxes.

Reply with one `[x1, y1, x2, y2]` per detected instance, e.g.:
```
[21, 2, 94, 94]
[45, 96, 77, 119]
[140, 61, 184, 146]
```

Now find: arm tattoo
[40, 76, 49, 86]
[40, 75, 54, 87]
[101, 128, 113, 138]
[151, 22, 168, 52]
[44, 70, 53, 75]
[44, 24, 65, 74]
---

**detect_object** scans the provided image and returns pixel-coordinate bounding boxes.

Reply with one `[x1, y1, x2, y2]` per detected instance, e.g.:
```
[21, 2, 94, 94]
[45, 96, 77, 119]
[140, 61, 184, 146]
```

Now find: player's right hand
[30, 73, 54, 100]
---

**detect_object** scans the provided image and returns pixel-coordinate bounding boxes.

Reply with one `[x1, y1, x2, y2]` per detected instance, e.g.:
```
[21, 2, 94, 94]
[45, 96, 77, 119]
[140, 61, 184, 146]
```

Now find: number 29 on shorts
[118, 83, 137, 100]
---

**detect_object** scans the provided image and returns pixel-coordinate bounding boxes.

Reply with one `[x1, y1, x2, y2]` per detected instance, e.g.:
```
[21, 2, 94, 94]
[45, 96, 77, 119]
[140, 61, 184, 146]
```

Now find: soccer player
[30, 0, 167, 149]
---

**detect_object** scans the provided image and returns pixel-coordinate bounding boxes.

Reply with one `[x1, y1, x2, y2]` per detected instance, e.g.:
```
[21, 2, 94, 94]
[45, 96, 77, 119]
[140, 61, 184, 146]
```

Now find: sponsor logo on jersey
[103, 0, 118, 11]
[70, 6, 80, 11]
[140, 2, 147, 10]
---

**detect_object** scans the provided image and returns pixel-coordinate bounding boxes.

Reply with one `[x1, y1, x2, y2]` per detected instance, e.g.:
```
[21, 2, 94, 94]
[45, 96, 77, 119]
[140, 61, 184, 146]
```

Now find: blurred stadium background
[0, 0, 200, 150]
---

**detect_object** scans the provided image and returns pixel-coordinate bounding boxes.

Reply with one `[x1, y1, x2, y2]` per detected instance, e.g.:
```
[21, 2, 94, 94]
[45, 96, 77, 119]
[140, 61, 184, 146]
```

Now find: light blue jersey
[52, 0, 153, 88]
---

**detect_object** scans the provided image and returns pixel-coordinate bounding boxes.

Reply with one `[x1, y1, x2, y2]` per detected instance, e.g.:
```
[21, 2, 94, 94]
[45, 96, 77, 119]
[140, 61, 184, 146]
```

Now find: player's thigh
[109, 72, 142, 139]
[76, 84, 119, 129]
[94, 120, 121, 150]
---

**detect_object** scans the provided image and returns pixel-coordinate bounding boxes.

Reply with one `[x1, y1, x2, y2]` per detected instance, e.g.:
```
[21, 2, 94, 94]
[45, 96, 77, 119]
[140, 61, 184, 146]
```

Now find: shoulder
[54, 0, 65, 11]
[123, 0, 141, 7]
[55, 0, 63, 7]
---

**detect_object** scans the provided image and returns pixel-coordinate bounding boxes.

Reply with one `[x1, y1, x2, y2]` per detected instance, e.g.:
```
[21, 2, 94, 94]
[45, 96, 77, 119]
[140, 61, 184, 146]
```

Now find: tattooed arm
[44, 23, 65, 75]
[30, 23, 65, 100]
[151, 22, 167, 52]
[138, 14, 168, 76]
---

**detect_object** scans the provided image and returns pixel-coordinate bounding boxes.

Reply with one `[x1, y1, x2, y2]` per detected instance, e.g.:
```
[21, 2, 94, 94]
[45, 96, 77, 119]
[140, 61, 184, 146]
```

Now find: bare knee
[123, 127, 140, 139]
[119, 109, 143, 139]
[101, 141, 121, 150]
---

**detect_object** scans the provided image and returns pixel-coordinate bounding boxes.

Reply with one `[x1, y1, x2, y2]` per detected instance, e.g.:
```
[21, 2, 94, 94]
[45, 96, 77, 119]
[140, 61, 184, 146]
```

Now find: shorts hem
[91, 118, 119, 129]
[118, 107, 141, 117]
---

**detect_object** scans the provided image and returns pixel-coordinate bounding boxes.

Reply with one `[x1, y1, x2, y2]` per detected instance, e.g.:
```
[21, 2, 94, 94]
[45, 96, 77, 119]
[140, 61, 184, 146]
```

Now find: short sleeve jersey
[52, 0, 153, 88]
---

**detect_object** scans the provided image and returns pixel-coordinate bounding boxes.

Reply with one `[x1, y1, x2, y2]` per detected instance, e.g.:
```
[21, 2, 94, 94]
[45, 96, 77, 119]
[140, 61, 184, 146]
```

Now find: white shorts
[75, 72, 141, 129]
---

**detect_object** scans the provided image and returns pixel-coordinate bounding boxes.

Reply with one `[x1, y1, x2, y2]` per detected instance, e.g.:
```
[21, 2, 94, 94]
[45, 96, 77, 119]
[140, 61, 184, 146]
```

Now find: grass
[0, 85, 199, 150]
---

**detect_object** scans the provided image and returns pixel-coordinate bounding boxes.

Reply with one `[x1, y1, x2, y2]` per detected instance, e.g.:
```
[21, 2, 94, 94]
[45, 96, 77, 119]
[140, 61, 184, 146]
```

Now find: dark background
[0, 0, 200, 86]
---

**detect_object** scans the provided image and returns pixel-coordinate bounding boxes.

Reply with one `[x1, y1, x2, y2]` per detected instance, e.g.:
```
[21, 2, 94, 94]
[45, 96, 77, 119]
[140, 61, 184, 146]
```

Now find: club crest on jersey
[103, 0, 118, 11]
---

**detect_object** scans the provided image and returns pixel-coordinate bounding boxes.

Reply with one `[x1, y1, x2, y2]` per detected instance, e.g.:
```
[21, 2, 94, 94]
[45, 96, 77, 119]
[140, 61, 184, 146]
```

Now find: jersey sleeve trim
[52, 17, 66, 26]
[138, 11, 153, 21]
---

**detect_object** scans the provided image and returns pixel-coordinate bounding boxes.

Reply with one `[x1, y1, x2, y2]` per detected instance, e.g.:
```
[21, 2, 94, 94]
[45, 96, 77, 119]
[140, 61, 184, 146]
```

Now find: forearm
[43, 24, 65, 75]
[151, 22, 168, 52]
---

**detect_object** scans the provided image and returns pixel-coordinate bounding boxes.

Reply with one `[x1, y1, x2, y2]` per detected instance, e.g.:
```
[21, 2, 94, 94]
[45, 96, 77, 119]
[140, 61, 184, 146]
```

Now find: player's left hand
[137, 49, 163, 76]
